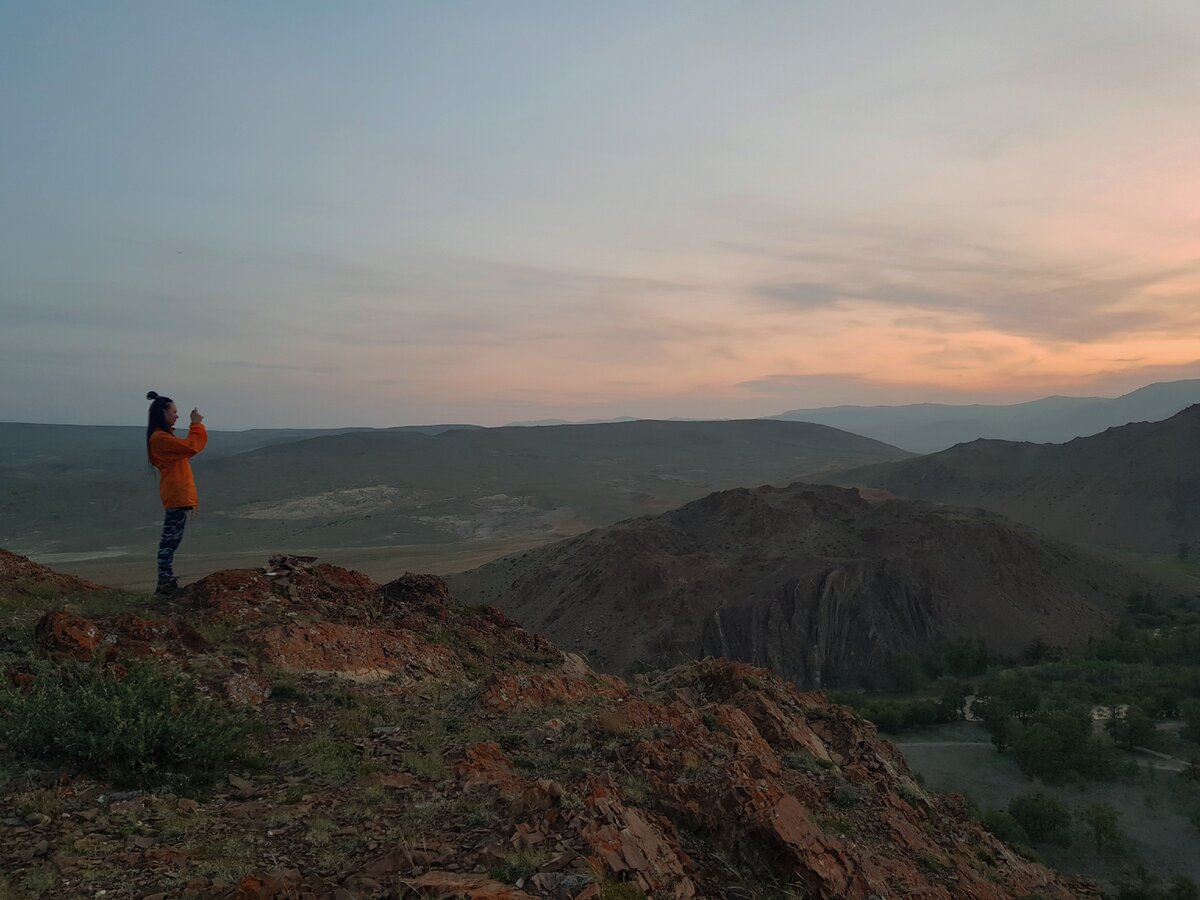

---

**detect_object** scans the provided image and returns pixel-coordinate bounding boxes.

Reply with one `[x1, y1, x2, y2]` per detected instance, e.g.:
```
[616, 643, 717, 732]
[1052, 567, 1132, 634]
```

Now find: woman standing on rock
[146, 391, 207, 596]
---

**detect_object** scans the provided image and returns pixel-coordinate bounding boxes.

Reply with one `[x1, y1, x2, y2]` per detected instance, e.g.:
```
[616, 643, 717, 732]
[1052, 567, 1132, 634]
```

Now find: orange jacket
[149, 424, 208, 509]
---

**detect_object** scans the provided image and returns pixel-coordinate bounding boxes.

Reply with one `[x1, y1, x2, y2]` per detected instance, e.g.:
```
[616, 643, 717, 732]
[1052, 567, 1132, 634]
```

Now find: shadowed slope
[448, 483, 1168, 687]
[822, 403, 1200, 553]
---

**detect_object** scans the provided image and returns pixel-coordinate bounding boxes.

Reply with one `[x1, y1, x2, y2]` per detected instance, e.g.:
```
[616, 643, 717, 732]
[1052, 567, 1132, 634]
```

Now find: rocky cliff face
[449, 483, 1168, 687]
[0, 550, 1096, 899]
[700, 558, 943, 690]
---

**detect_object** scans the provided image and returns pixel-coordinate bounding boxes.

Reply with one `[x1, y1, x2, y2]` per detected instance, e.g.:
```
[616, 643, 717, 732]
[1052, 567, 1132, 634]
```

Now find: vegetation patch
[0, 659, 258, 791]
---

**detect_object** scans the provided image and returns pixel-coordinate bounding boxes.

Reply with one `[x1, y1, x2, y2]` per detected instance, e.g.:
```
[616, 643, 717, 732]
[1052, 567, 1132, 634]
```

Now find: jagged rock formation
[822, 402, 1200, 553]
[448, 484, 1168, 687]
[0, 549, 1097, 898]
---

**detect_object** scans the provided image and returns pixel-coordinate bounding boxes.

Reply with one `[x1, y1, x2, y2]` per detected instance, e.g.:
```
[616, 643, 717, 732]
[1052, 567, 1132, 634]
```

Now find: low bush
[0, 660, 257, 791]
[981, 808, 1031, 847]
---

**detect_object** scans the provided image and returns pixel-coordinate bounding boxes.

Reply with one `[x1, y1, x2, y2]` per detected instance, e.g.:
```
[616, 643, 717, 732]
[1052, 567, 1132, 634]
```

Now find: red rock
[35, 610, 104, 659]
[246, 621, 460, 680]
[453, 742, 523, 793]
[479, 671, 626, 711]
[380, 572, 452, 610]
[233, 873, 296, 898]
[0, 549, 107, 596]
[4, 665, 34, 693]
[406, 871, 534, 899]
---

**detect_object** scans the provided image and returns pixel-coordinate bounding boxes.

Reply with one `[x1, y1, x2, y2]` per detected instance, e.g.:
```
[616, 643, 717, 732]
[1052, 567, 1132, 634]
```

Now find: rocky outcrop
[0, 548, 107, 597]
[700, 558, 945, 689]
[0, 552, 1097, 899]
[449, 483, 1167, 686]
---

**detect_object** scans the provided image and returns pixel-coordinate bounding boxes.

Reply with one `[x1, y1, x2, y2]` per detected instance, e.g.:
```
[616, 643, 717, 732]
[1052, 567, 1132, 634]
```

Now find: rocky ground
[0, 549, 1097, 899]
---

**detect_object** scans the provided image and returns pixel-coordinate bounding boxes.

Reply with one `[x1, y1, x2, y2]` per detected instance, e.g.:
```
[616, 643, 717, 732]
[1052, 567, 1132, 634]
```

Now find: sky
[2, 1, 1199, 428]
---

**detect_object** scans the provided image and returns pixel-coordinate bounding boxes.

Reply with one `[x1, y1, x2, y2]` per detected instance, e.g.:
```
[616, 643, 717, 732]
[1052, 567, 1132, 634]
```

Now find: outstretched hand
[190, 408, 204, 425]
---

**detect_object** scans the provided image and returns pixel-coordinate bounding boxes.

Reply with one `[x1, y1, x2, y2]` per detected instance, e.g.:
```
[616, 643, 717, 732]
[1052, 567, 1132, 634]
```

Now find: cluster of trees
[836, 678, 971, 734]
[849, 593, 1200, 764]
[970, 675, 1135, 780]
[981, 791, 1125, 852]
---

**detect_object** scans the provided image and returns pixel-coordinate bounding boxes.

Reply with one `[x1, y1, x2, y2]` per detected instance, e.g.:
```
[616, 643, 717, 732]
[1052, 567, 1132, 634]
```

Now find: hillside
[823, 403, 1200, 554]
[770, 378, 1200, 452]
[0, 549, 1093, 899]
[0, 420, 910, 574]
[446, 483, 1167, 688]
[0, 422, 479, 474]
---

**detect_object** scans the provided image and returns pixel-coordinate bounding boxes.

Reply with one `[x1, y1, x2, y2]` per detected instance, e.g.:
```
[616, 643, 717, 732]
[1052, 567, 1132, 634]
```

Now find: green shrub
[0, 660, 257, 791]
[1008, 792, 1071, 845]
[1080, 802, 1122, 853]
[981, 809, 1030, 847]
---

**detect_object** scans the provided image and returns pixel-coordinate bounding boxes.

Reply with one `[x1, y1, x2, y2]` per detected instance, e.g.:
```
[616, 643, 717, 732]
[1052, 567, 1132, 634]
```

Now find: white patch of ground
[32, 549, 131, 563]
[413, 504, 583, 540]
[230, 486, 424, 520]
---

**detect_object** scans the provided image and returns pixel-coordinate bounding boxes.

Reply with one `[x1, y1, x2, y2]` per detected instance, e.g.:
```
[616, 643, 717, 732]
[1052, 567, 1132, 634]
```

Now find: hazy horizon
[4, 2, 1199, 429]
[4, 375, 1198, 431]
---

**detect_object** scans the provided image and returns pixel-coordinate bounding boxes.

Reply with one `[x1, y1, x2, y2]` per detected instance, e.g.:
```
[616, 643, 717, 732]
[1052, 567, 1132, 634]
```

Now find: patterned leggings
[156, 507, 190, 584]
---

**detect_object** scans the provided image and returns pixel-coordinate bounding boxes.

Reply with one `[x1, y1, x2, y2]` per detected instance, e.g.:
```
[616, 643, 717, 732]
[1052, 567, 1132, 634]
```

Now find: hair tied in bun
[146, 391, 159, 401]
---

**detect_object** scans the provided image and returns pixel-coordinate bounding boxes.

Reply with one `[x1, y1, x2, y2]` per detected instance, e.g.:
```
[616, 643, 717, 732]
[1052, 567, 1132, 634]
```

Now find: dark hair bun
[146, 391, 159, 401]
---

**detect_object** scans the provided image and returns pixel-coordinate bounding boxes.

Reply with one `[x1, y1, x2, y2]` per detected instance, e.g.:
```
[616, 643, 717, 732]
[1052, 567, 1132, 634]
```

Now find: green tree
[1008, 792, 1071, 845]
[936, 679, 971, 721]
[887, 652, 925, 692]
[869, 702, 904, 734]
[1022, 638, 1054, 664]
[1183, 699, 1200, 744]
[1106, 705, 1156, 751]
[940, 637, 990, 677]
[1009, 723, 1066, 779]
[1080, 802, 1122, 852]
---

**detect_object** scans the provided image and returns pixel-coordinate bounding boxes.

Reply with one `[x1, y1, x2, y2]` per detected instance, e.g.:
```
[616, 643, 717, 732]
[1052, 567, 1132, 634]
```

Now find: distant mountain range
[820, 403, 1200, 554]
[501, 379, 1200, 452]
[769, 378, 1200, 452]
[447, 483, 1172, 687]
[504, 416, 642, 427]
[0, 423, 480, 473]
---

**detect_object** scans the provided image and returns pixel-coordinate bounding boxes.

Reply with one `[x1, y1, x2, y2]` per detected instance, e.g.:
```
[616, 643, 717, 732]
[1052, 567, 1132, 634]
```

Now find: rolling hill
[0, 422, 479, 474]
[0, 419, 910, 570]
[822, 403, 1200, 554]
[446, 482, 1171, 688]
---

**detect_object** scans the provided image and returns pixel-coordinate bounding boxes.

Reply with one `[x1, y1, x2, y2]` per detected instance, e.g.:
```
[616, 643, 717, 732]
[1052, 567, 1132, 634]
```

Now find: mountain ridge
[821, 403, 1200, 553]
[769, 378, 1200, 452]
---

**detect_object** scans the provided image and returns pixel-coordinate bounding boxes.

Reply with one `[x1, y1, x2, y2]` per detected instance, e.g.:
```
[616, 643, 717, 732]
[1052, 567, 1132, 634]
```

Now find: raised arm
[151, 423, 208, 461]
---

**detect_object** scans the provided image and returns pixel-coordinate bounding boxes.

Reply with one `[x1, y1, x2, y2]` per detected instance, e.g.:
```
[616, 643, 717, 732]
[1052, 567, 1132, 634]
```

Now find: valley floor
[895, 721, 1200, 887]
[38, 537, 555, 591]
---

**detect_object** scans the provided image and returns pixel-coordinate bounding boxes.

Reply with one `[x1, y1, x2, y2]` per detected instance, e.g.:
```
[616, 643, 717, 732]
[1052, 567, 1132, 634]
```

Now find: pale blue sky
[3, 2, 1198, 427]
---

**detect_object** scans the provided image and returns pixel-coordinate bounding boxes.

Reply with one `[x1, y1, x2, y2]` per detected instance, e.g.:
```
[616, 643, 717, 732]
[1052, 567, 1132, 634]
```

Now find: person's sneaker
[155, 578, 179, 597]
